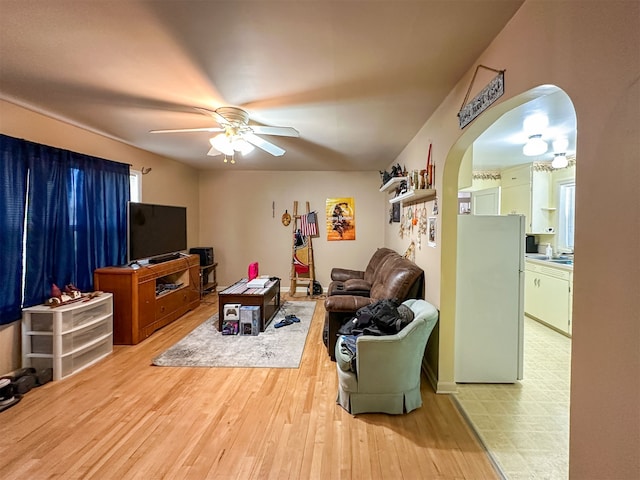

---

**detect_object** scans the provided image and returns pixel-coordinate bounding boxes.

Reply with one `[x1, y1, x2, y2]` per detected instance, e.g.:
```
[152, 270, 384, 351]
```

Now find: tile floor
[454, 316, 571, 480]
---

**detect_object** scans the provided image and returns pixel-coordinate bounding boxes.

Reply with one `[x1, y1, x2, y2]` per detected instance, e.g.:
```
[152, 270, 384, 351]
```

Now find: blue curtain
[0, 134, 130, 314]
[0, 136, 28, 325]
[23, 142, 130, 307]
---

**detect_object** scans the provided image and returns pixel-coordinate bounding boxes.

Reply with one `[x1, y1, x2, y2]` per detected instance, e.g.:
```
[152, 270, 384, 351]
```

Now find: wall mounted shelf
[389, 188, 437, 206]
[379, 176, 408, 192]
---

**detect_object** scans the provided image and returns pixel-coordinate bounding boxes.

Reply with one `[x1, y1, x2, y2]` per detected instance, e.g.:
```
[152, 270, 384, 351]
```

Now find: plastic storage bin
[22, 294, 113, 381]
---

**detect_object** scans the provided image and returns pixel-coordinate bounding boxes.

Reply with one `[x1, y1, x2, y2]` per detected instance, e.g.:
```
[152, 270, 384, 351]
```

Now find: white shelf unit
[380, 175, 437, 207]
[22, 293, 113, 381]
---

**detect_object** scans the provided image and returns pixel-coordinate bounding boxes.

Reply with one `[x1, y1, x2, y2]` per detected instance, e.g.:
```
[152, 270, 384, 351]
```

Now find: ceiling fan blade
[207, 147, 222, 157]
[243, 132, 286, 156]
[150, 127, 224, 134]
[250, 126, 299, 137]
[194, 107, 230, 126]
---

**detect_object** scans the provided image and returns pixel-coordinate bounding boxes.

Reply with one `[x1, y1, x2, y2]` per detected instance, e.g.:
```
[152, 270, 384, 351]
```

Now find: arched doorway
[439, 85, 577, 479]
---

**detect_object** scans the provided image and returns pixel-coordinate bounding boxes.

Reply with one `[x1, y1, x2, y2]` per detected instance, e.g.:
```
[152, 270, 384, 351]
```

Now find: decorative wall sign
[458, 65, 505, 129]
[326, 197, 355, 241]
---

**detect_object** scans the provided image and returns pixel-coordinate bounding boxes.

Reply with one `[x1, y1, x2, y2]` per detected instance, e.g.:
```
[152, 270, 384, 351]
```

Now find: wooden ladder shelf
[290, 201, 315, 296]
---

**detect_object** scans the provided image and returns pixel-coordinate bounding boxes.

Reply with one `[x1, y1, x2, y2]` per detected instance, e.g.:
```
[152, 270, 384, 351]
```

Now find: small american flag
[299, 211, 318, 236]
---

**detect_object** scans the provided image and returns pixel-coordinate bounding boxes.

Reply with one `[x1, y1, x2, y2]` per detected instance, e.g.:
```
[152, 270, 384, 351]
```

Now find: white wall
[198, 170, 385, 290]
[385, 1, 640, 478]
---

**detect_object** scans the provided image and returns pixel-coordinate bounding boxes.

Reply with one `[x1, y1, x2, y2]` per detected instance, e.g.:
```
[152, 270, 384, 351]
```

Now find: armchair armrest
[331, 268, 365, 282]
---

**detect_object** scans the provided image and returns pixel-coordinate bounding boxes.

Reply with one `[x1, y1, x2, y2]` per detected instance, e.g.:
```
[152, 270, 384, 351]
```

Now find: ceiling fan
[149, 106, 299, 160]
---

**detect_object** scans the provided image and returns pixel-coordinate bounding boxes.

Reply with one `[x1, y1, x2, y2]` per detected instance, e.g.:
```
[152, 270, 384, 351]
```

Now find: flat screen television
[127, 202, 187, 263]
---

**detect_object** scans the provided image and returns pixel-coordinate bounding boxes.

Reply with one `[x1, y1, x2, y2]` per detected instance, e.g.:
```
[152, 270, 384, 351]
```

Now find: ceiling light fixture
[209, 132, 256, 163]
[551, 137, 569, 168]
[210, 133, 234, 156]
[232, 137, 255, 156]
[552, 153, 568, 169]
[523, 134, 548, 156]
[522, 113, 549, 156]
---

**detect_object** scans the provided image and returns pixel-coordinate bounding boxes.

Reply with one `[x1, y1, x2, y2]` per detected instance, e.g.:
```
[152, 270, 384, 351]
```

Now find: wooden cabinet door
[137, 279, 156, 330]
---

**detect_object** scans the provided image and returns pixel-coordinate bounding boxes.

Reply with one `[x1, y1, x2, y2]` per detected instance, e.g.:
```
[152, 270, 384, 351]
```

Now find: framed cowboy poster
[326, 197, 355, 241]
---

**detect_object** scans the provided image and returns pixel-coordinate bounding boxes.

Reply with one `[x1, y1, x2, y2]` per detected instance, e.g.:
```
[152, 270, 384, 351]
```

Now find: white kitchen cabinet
[472, 187, 501, 214]
[501, 164, 553, 234]
[525, 261, 571, 335]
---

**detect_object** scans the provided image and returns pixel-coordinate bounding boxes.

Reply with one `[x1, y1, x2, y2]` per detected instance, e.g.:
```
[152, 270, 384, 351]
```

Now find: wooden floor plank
[0, 293, 498, 479]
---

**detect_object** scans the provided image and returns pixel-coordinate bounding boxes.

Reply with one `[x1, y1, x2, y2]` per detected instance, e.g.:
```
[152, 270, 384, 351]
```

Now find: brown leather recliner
[328, 247, 396, 297]
[324, 253, 425, 360]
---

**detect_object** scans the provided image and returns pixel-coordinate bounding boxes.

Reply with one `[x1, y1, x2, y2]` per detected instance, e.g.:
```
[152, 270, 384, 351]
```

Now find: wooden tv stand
[94, 254, 200, 344]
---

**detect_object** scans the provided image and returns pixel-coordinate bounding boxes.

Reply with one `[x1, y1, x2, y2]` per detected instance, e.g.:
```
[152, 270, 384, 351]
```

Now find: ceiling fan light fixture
[232, 137, 255, 155]
[210, 133, 234, 156]
[523, 134, 548, 156]
[156, 105, 297, 159]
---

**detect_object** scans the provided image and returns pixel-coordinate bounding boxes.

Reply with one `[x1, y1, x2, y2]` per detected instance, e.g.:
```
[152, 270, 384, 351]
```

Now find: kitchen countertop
[525, 254, 574, 271]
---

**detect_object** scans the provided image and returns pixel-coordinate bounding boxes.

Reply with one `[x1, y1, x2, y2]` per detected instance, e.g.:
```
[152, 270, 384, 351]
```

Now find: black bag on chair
[337, 299, 412, 337]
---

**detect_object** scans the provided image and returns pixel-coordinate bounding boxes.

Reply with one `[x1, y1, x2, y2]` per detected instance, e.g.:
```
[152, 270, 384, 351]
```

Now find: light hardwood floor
[0, 294, 498, 479]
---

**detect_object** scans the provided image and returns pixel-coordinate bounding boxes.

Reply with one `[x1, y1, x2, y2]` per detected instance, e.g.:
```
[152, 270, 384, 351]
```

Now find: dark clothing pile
[337, 299, 414, 337]
[337, 299, 415, 374]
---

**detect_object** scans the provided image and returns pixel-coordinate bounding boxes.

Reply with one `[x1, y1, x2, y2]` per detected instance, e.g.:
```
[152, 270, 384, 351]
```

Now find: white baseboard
[435, 381, 458, 394]
[422, 360, 458, 394]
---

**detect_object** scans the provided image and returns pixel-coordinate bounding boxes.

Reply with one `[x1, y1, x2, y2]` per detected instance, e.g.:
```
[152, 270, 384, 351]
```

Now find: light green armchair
[335, 299, 439, 415]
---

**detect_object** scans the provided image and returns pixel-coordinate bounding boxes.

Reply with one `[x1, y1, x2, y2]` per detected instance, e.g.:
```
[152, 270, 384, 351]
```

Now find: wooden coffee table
[217, 278, 281, 332]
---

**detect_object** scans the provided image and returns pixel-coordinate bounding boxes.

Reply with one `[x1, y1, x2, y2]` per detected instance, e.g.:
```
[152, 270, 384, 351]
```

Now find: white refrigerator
[455, 214, 525, 383]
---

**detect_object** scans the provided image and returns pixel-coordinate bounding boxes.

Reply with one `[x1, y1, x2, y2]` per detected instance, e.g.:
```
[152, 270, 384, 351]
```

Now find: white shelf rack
[22, 293, 113, 381]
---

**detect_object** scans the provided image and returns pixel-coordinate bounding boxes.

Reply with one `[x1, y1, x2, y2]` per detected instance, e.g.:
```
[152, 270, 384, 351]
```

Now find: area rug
[152, 301, 316, 368]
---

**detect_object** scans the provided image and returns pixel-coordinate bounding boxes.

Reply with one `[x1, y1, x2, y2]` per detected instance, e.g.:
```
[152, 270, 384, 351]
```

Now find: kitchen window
[557, 181, 575, 252]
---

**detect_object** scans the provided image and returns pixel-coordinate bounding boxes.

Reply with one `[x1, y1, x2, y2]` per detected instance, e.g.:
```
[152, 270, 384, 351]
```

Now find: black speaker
[189, 247, 214, 266]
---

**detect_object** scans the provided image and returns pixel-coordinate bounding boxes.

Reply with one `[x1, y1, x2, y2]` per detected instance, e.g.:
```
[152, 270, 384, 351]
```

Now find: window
[0, 134, 130, 323]
[557, 182, 575, 252]
[130, 170, 142, 202]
